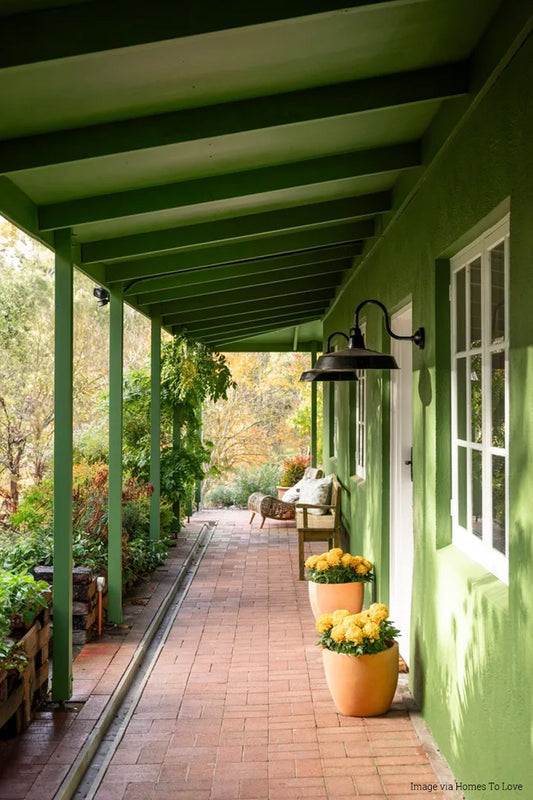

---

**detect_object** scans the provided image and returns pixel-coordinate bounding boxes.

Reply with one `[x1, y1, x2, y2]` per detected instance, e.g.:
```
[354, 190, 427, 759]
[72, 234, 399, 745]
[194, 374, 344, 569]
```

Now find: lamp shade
[300, 368, 358, 382]
[314, 346, 398, 371]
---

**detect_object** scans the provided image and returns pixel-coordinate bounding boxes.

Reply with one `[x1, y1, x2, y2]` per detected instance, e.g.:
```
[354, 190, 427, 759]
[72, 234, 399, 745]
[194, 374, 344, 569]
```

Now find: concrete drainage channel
[55, 521, 216, 800]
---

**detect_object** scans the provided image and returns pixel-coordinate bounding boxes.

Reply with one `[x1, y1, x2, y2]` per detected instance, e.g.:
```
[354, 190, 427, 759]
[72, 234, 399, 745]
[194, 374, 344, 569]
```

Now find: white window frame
[450, 215, 509, 583]
[354, 323, 366, 479]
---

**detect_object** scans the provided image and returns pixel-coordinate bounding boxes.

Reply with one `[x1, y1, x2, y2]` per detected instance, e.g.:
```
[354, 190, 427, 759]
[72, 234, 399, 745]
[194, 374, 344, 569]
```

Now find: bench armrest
[295, 502, 334, 511]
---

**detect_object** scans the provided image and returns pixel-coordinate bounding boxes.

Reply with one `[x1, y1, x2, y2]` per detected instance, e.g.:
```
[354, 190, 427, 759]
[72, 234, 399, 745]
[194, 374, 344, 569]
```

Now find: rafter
[82, 218, 373, 263]
[163, 295, 327, 327]
[160, 278, 338, 319]
[1, 64, 467, 175]
[41, 147, 406, 232]
[123, 243, 358, 296]
[192, 311, 322, 343]
[136, 259, 349, 306]
[106, 239, 362, 284]
[0, 1, 393, 69]
[210, 318, 321, 347]
[180, 304, 327, 337]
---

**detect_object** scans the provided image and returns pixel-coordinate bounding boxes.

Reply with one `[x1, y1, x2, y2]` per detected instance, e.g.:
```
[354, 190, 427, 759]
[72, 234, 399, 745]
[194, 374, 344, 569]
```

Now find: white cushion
[282, 486, 300, 502]
[297, 475, 333, 514]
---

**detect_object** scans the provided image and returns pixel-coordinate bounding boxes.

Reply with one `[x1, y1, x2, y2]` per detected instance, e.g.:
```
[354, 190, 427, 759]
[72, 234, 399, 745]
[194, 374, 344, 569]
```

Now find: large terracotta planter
[322, 640, 399, 716]
[308, 580, 364, 620]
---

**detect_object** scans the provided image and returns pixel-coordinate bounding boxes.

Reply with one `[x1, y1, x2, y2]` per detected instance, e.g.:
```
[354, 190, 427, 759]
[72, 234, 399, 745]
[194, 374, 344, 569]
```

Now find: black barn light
[300, 331, 358, 382]
[314, 299, 424, 373]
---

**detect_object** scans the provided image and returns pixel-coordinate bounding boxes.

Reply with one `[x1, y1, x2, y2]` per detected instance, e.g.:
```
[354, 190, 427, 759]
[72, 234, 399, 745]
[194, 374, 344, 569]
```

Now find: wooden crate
[0, 605, 51, 737]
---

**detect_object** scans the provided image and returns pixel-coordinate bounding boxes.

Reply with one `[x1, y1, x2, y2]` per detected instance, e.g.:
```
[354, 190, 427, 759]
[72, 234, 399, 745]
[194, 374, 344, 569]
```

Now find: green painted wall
[323, 33, 533, 795]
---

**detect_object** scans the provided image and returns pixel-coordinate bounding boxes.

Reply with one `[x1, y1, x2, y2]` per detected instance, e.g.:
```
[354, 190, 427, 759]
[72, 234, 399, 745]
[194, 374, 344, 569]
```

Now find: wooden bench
[296, 474, 341, 580]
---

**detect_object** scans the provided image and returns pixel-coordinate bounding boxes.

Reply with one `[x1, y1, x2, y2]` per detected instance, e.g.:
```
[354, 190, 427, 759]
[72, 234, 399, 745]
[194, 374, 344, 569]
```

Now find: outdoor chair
[247, 467, 323, 528]
[296, 474, 341, 580]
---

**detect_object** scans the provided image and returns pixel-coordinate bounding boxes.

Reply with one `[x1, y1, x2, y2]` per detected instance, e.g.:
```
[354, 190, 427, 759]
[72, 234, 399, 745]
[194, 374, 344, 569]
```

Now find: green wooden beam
[195, 310, 322, 342]
[163, 292, 332, 326]
[43, 142, 416, 232]
[135, 258, 350, 306]
[212, 319, 321, 347]
[150, 315, 161, 542]
[52, 228, 74, 702]
[220, 339, 320, 353]
[108, 288, 124, 623]
[124, 242, 360, 296]
[112, 242, 360, 288]
[4, 65, 465, 175]
[83, 216, 373, 264]
[183, 303, 326, 336]
[78, 195, 381, 264]
[157, 271, 342, 316]
[0, 1, 393, 69]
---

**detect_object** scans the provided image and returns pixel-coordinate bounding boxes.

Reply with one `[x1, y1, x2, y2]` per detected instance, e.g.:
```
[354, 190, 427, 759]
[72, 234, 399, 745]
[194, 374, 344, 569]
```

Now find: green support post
[172, 404, 181, 533]
[52, 228, 73, 701]
[149, 315, 161, 541]
[108, 288, 123, 623]
[311, 344, 318, 468]
[195, 406, 203, 511]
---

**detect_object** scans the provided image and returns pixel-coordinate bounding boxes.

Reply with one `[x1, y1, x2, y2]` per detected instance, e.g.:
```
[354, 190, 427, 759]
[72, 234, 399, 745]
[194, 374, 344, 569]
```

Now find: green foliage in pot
[0, 569, 50, 673]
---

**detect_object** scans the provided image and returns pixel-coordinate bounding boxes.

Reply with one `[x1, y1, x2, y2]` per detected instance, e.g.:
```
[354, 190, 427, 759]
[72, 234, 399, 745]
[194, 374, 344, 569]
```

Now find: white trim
[354, 322, 366, 480]
[450, 215, 509, 583]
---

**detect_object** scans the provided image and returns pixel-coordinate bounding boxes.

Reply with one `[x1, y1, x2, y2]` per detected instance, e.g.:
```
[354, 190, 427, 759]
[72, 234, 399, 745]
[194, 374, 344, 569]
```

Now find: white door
[389, 305, 414, 666]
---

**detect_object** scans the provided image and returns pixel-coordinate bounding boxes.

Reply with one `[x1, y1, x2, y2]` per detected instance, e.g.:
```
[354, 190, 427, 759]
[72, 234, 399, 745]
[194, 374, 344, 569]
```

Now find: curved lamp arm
[351, 299, 425, 350]
[326, 330, 349, 352]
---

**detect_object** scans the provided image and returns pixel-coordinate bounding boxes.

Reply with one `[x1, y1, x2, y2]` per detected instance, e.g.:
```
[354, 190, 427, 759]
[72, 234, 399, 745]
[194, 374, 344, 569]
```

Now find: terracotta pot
[308, 581, 364, 620]
[277, 486, 289, 500]
[322, 640, 399, 716]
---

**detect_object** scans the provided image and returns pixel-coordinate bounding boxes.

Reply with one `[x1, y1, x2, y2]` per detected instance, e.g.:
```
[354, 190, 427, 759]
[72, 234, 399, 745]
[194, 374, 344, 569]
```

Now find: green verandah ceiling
[0, 0, 508, 351]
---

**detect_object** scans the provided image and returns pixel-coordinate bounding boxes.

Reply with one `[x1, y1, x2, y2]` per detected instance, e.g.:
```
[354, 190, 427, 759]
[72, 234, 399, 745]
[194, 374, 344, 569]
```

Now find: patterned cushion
[297, 475, 333, 515]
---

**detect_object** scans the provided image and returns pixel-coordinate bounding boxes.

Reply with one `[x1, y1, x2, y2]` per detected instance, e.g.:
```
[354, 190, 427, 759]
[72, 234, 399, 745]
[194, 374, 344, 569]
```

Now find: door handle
[404, 448, 413, 481]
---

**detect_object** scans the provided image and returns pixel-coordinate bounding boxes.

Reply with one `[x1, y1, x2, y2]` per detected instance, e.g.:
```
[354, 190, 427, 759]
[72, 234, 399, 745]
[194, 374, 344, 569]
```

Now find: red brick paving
[0, 510, 452, 799]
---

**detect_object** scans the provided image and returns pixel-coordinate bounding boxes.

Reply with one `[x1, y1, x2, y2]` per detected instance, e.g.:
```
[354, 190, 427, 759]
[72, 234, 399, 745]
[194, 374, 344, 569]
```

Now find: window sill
[436, 544, 508, 613]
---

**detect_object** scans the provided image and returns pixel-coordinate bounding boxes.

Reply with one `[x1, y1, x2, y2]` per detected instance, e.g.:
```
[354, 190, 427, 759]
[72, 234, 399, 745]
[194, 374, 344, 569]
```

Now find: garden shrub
[205, 462, 281, 507]
[279, 454, 310, 487]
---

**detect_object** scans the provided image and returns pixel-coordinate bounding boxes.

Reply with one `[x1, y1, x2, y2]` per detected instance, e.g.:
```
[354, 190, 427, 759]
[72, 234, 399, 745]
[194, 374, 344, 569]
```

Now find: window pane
[492, 351, 505, 447]
[492, 455, 506, 554]
[456, 357, 467, 440]
[472, 450, 483, 538]
[490, 242, 505, 344]
[455, 268, 466, 352]
[470, 257, 482, 348]
[471, 354, 482, 443]
[458, 446, 467, 528]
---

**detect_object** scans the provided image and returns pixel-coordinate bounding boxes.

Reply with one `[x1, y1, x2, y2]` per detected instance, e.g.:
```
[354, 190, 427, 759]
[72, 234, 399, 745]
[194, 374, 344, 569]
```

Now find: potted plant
[277, 455, 310, 499]
[316, 604, 400, 716]
[305, 548, 374, 619]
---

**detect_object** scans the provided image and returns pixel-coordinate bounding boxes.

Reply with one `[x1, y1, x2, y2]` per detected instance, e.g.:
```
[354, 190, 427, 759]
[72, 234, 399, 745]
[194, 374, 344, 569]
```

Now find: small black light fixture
[314, 299, 425, 373]
[93, 286, 110, 307]
[300, 331, 359, 382]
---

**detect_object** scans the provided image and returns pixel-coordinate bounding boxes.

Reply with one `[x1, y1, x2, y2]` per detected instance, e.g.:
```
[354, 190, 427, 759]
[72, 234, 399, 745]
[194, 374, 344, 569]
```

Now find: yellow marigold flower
[350, 555, 363, 568]
[326, 552, 341, 566]
[316, 613, 334, 633]
[351, 612, 367, 628]
[341, 553, 352, 566]
[345, 625, 364, 645]
[362, 621, 381, 641]
[329, 548, 344, 557]
[332, 609, 350, 625]
[330, 625, 346, 643]
[362, 558, 373, 570]
[369, 603, 388, 622]
[305, 554, 320, 568]
[355, 563, 369, 575]
[315, 559, 329, 571]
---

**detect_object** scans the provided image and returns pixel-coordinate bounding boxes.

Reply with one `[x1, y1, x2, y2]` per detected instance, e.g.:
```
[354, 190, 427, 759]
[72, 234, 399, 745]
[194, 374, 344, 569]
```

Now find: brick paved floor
[0, 510, 454, 800]
[93, 509, 450, 800]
